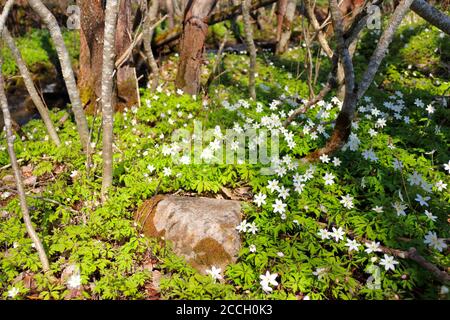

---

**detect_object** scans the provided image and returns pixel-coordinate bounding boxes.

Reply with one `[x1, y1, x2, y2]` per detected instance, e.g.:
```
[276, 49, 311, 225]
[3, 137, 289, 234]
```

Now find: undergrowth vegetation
[0, 17, 449, 300]
[0, 29, 79, 76]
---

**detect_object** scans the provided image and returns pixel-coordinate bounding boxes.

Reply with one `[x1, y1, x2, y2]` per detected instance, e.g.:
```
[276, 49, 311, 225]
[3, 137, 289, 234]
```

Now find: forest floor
[0, 16, 449, 300]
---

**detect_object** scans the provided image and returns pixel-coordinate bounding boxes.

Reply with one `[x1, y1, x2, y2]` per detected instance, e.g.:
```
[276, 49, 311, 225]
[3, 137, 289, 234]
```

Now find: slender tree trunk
[302, 18, 315, 99]
[2, 28, 61, 146]
[242, 0, 257, 100]
[27, 0, 90, 152]
[304, 0, 333, 56]
[101, 0, 120, 202]
[0, 57, 50, 273]
[256, 7, 266, 29]
[174, 0, 184, 17]
[143, 0, 160, 90]
[275, 0, 296, 54]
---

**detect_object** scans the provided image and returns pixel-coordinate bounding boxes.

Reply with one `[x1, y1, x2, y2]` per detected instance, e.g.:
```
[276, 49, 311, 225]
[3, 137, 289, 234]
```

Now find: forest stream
[0, 65, 69, 127]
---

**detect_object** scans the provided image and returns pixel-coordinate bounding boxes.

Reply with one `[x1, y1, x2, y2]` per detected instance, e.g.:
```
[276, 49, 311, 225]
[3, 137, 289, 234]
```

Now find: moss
[1, 29, 80, 77]
[134, 195, 166, 238]
[191, 237, 232, 270]
[79, 84, 94, 104]
[79, 84, 96, 114]
[399, 27, 450, 76]
[116, 71, 140, 111]
[1, 30, 52, 76]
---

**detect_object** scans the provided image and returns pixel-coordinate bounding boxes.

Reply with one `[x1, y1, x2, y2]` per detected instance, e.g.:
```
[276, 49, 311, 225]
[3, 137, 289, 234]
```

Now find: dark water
[0, 78, 69, 128]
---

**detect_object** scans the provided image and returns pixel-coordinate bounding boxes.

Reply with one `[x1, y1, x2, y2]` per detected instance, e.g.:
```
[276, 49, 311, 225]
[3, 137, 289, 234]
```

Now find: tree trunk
[101, 0, 120, 202]
[304, 0, 357, 162]
[115, 0, 139, 111]
[78, 0, 139, 113]
[242, 0, 257, 100]
[165, 0, 175, 28]
[143, 0, 160, 90]
[175, 0, 219, 95]
[275, 0, 296, 54]
[275, 0, 287, 42]
[27, 0, 90, 152]
[2, 28, 61, 146]
[0, 57, 50, 273]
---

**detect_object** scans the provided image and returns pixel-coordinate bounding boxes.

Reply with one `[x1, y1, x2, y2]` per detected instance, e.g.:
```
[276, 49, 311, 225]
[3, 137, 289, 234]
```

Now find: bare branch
[27, 0, 90, 153]
[0, 0, 14, 35]
[298, 0, 358, 162]
[285, 1, 380, 127]
[2, 28, 61, 146]
[3, 187, 79, 214]
[403, 247, 450, 283]
[154, 0, 278, 48]
[116, 15, 167, 70]
[378, 245, 449, 283]
[411, 0, 450, 35]
[300, 0, 415, 162]
[357, 0, 415, 100]
[304, 0, 333, 58]
[284, 57, 341, 126]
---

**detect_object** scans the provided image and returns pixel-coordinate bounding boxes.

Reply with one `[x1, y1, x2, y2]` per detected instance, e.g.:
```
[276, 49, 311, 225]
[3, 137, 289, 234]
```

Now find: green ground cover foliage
[0, 17, 449, 300]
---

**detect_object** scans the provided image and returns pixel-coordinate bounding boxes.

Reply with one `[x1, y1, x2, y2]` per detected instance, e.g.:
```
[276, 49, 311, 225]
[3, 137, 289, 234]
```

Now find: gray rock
[135, 195, 242, 273]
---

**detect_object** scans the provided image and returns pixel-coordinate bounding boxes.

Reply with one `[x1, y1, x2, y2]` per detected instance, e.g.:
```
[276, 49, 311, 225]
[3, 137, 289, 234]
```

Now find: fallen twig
[0, 159, 25, 171]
